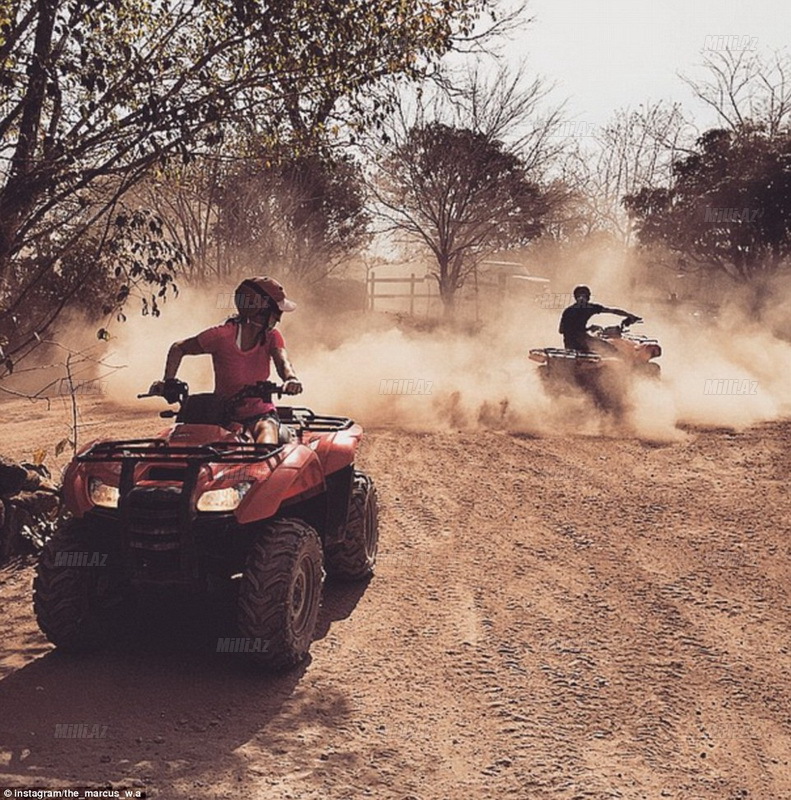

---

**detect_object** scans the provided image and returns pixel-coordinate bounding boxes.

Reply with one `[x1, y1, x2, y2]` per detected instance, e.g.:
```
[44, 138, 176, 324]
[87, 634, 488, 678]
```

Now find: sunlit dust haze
[77, 264, 791, 443]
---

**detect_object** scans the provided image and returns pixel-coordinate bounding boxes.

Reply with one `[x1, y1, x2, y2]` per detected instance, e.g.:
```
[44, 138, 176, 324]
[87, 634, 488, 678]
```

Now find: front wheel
[33, 518, 131, 651]
[325, 471, 379, 582]
[236, 518, 324, 670]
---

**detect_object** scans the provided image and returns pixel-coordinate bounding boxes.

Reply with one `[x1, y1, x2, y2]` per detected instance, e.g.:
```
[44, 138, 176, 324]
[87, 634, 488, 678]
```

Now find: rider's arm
[601, 306, 637, 318]
[272, 347, 298, 382]
[273, 346, 302, 395]
[163, 336, 205, 379]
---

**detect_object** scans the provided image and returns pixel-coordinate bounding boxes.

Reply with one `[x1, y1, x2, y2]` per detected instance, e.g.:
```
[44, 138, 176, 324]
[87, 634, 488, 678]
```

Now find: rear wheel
[34, 518, 131, 651]
[325, 471, 379, 581]
[236, 518, 324, 670]
[537, 363, 559, 390]
[586, 363, 629, 415]
[539, 361, 580, 397]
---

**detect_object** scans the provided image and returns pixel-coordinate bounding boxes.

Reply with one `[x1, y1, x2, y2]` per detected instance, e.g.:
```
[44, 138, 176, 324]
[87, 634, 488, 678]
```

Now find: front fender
[309, 423, 363, 476]
[235, 444, 325, 524]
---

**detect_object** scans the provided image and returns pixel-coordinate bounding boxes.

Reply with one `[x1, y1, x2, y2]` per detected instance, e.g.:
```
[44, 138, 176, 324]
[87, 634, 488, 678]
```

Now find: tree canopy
[376, 120, 549, 309]
[0, 0, 493, 373]
[624, 127, 791, 283]
[214, 147, 370, 284]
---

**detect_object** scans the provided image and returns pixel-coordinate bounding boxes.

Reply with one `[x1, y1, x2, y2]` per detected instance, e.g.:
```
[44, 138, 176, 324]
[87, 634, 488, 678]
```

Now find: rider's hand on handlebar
[282, 378, 303, 395]
[146, 378, 185, 403]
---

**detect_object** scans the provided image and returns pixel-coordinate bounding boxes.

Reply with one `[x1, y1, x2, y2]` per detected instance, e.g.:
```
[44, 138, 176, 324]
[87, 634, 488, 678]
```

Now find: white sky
[509, 0, 790, 127]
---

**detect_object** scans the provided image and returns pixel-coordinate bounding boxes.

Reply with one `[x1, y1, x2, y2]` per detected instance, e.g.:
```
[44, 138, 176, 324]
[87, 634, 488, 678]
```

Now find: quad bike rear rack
[529, 347, 605, 364]
[276, 407, 355, 432]
[76, 405, 355, 465]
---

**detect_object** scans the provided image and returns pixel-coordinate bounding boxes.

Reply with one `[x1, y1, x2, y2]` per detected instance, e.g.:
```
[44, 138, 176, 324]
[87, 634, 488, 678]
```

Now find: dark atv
[529, 318, 662, 411]
[33, 380, 379, 670]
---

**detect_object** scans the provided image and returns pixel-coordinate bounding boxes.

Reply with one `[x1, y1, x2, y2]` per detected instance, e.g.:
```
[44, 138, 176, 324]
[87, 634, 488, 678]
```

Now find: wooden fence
[366, 271, 515, 318]
[365, 272, 434, 314]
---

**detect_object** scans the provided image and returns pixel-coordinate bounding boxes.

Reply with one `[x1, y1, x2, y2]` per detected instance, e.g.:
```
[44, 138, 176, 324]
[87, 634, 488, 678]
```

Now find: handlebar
[137, 378, 189, 404]
[137, 379, 285, 406]
[588, 317, 643, 334]
[226, 380, 285, 406]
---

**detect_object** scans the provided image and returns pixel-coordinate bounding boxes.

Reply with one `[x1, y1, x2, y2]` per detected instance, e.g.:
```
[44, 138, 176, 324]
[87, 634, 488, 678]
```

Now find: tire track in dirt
[485, 429, 790, 800]
[0, 396, 789, 799]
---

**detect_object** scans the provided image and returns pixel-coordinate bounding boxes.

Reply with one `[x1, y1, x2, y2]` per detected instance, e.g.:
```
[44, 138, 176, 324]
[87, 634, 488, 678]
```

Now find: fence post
[425, 276, 431, 317]
[369, 271, 375, 312]
[409, 273, 416, 316]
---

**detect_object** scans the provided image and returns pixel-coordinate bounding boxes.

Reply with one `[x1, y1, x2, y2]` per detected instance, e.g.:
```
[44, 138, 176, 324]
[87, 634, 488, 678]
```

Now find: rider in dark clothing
[559, 285, 641, 354]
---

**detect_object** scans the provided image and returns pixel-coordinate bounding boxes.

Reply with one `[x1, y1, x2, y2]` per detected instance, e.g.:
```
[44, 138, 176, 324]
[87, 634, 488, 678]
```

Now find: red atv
[529, 318, 662, 410]
[33, 380, 379, 670]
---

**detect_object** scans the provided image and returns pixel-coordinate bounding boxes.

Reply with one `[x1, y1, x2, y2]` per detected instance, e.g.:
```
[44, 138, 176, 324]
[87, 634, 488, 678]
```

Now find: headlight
[197, 482, 252, 512]
[89, 477, 119, 509]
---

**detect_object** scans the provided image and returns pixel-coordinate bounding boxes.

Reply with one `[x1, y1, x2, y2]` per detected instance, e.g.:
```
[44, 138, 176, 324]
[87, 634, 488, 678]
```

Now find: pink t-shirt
[197, 321, 285, 419]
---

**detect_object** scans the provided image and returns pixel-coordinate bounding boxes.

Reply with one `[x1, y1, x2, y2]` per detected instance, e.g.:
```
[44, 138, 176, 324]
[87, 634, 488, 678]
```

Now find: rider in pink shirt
[150, 277, 302, 443]
[196, 321, 285, 419]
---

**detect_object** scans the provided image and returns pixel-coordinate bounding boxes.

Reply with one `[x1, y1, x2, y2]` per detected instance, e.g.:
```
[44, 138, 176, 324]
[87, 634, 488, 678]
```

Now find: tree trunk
[438, 279, 457, 317]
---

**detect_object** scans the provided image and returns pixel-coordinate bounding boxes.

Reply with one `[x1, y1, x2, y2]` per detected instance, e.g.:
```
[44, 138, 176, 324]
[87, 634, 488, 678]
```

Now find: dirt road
[0, 396, 789, 799]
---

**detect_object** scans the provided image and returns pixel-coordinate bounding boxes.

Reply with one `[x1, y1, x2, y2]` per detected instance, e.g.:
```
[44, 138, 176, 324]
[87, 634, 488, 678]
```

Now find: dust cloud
[78, 270, 791, 442]
[101, 286, 230, 404]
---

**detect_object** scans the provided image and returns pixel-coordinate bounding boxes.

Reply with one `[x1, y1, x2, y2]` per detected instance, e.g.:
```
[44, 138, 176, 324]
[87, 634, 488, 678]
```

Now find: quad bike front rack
[77, 438, 284, 464]
[76, 408, 356, 584]
[79, 439, 286, 584]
